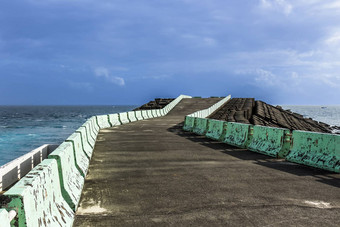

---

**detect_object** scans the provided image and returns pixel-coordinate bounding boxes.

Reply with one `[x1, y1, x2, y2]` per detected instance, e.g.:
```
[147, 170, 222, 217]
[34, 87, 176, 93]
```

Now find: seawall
[1, 94, 340, 226]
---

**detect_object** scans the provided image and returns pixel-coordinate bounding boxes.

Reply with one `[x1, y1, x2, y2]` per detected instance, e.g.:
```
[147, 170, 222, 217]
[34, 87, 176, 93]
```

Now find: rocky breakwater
[209, 98, 339, 134]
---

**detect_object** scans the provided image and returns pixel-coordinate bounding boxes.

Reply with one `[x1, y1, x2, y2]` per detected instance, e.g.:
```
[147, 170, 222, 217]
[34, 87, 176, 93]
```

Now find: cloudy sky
[1, 0, 340, 105]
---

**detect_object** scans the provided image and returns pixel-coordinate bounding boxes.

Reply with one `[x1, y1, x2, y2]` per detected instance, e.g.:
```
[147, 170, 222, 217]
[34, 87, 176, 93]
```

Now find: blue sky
[0, 0, 339, 105]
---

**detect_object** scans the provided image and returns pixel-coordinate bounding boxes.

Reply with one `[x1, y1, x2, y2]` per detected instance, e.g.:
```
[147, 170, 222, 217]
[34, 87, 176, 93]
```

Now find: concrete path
[74, 98, 340, 226]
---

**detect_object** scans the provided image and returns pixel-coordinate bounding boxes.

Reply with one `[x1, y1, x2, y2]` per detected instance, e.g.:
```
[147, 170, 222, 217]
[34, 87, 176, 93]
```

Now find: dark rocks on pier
[209, 98, 335, 134]
[134, 98, 175, 110]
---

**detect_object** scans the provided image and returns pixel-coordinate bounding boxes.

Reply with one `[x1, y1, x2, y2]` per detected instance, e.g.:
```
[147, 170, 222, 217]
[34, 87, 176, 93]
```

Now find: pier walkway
[74, 98, 340, 226]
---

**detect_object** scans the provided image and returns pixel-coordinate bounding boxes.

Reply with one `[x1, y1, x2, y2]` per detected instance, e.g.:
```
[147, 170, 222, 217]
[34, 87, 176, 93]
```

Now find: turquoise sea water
[0, 106, 136, 166]
[0, 105, 339, 166]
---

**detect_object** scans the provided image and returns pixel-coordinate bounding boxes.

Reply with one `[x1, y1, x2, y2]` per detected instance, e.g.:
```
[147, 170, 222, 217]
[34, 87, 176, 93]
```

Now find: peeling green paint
[48, 142, 85, 211]
[192, 118, 209, 135]
[223, 122, 251, 148]
[4, 159, 74, 227]
[183, 116, 196, 132]
[205, 119, 227, 141]
[286, 131, 340, 172]
[247, 126, 291, 158]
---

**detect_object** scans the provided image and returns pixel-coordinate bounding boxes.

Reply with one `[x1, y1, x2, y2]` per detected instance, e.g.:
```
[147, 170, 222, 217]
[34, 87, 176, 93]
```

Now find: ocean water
[0, 106, 136, 166]
[281, 105, 340, 128]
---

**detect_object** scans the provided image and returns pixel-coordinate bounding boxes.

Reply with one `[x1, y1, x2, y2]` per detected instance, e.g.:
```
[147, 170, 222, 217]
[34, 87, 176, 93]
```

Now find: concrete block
[193, 118, 209, 135]
[286, 131, 340, 172]
[108, 113, 121, 126]
[3, 159, 74, 227]
[65, 133, 90, 176]
[96, 115, 111, 129]
[119, 112, 130, 124]
[141, 110, 149, 119]
[89, 116, 100, 132]
[135, 110, 144, 120]
[248, 126, 291, 158]
[81, 122, 96, 147]
[147, 110, 154, 118]
[128, 111, 137, 122]
[183, 116, 196, 132]
[0, 209, 11, 227]
[152, 109, 159, 117]
[75, 127, 94, 159]
[206, 119, 227, 141]
[223, 122, 251, 148]
[48, 142, 85, 211]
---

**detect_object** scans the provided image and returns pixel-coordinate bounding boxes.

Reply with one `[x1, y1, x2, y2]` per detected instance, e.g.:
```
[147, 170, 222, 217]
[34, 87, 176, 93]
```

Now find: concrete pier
[74, 98, 340, 226]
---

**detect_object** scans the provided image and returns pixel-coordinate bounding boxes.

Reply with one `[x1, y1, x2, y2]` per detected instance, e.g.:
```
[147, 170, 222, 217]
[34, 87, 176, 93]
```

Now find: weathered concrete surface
[74, 98, 340, 226]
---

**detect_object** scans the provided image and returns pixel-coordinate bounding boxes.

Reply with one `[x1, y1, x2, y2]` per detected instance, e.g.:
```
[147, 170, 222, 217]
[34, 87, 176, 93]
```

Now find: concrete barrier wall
[205, 119, 227, 141]
[96, 115, 111, 129]
[286, 131, 340, 172]
[108, 113, 121, 126]
[128, 111, 138, 122]
[75, 127, 94, 158]
[183, 116, 196, 132]
[248, 126, 291, 158]
[90, 116, 100, 132]
[141, 110, 150, 119]
[223, 122, 252, 148]
[3, 159, 75, 227]
[0, 144, 57, 192]
[188, 95, 231, 118]
[0, 209, 14, 227]
[65, 133, 90, 176]
[119, 112, 130, 124]
[48, 142, 85, 211]
[135, 110, 144, 120]
[0, 94, 193, 225]
[188, 115, 339, 173]
[193, 118, 209, 135]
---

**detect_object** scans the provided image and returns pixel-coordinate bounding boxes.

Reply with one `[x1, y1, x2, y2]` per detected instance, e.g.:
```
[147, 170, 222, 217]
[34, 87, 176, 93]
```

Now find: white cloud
[235, 68, 278, 86]
[259, 0, 293, 15]
[94, 67, 125, 86]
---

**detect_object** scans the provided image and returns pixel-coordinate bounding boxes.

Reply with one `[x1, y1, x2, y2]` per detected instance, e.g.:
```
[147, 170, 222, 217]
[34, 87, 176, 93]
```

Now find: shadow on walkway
[167, 122, 340, 189]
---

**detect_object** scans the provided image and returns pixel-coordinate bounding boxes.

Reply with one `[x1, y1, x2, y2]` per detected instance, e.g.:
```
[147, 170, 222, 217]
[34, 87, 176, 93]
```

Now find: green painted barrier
[96, 115, 111, 129]
[183, 116, 196, 132]
[223, 122, 251, 148]
[128, 111, 137, 122]
[206, 119, 227, 141]
[247, 126, 291, 158]
[75, 127, 94, 158]
[286, 131, 340, 172]
[192, 118, 209, 135]
[3, 159, 74, 227]
[48, 142, 85, 211]
[108, 113, 121, 126]
[119, 112, 130, 124]
[0, 209, 11, 227]
[65, 133, 90, 176]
